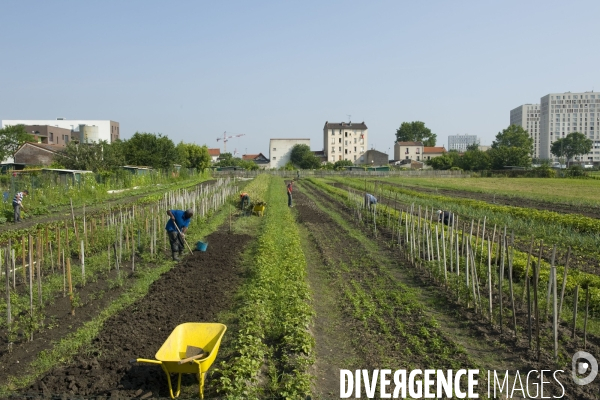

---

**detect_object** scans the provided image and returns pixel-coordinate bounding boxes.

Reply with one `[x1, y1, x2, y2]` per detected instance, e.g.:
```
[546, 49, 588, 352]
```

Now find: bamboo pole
[558, 246, 571, 321]
[4, 248, 10, 327]
[488, 236, 492, 322]
[81, 240, 85, 286]
[535, 240, 542, 362]
[508, 232, 517, 335]
[62, 250, 66, 297]
[584, 287, 589, 349]
[553, 259, 558, 360]
[572, 284, 579, 339]
[36, 236, 42, 307]
[28, 234, 33, 341]
[545, 245, 556, 321]
[521, 236, 535, 303]
[66, 257, 74, 316]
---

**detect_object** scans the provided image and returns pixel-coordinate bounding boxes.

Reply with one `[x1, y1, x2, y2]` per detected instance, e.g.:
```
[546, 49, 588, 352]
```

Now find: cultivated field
[1, 173, 599, 399]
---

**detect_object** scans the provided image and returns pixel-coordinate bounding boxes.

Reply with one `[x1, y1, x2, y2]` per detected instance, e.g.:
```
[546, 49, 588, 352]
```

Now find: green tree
[426, 153, 454, 170]
[395, 121, 437, 147]
[550, 132, 593, 166]
[0, 124, 35, 161]
[123, 132, 179, 169]
[176, 142, 211, 171]
[459, 148, 491, 171]
[290, 144, 321, 169]
[54, 140, 126, 172]
[333, 159, 353, 170]
[488, 125, 533, 169]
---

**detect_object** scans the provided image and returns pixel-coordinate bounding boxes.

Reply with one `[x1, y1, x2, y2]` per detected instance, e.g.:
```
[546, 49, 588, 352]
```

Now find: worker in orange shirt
[240, 192, 250, 209]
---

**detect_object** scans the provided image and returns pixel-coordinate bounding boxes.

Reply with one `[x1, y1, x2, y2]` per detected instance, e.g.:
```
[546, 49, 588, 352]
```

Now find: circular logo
[572, 351, 598, 386]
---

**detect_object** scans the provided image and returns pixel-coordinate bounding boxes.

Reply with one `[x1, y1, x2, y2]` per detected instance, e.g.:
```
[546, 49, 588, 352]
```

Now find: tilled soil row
[0, 267, 127, 386]
[22, 228, 252, 399]
[303, 179, 599, 399]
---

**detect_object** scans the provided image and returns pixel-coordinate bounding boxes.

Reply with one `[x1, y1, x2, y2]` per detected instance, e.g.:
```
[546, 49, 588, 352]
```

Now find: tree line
[394, 121, 593, 171]
[0, 125, 213, 172]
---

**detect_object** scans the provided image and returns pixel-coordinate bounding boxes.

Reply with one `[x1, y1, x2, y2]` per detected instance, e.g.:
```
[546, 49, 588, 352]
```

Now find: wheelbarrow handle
[178, 352, 207, 364]
[130, 358, 162, 365]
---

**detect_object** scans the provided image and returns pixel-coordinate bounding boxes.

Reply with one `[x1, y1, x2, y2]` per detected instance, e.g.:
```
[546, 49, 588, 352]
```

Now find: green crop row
[216, 176, 314, 399]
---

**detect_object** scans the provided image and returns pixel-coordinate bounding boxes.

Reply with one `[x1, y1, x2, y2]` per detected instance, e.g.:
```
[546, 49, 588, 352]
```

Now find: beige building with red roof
[208, 148, 220, 163]
[423, 146, 446, 161]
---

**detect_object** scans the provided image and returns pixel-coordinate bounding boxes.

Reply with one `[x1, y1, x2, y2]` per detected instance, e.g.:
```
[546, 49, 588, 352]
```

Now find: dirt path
[296, 210, 360, 399]
[23, 226, 253, 398]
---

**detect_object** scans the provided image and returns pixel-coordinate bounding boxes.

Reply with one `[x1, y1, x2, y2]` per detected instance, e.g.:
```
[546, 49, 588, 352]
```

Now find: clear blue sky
[2, 1, 599, 156]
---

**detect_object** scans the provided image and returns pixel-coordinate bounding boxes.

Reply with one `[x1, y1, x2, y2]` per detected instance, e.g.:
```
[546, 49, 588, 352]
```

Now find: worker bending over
[437, 210, 454, 226]
[165, 208, 194, 261]
[287, 180, 294, 207]
[365, 193, 377, 211]
[240, 192, 250, 209]
[13, 189, 28, 223]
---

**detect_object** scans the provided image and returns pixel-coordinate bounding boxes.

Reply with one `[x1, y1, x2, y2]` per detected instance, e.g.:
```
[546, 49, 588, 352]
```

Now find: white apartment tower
[539, 91, 600, 162]
[448, 134, 479, 152]
[323, 121, 368, 163]
[510, 104, 540, 159]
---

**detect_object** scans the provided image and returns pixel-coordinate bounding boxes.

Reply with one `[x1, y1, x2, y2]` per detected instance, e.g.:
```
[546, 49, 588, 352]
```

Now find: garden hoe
[178, 345, 208, 364]
[174, 221, 194, 255]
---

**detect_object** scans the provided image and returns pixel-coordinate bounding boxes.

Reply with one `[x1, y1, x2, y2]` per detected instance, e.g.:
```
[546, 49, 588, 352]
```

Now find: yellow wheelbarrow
[252, 204, 266, 216]
[132, 322, 226, 399]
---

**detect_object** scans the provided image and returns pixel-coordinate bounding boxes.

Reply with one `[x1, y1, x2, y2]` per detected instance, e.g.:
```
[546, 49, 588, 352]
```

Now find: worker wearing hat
[165, 208, 194, 261]
[12, 189, 29, 223]
[437, 210, 454, 226]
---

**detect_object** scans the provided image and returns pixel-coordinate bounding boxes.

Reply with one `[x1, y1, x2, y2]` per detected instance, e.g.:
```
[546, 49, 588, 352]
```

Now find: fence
[212, 169, 468, 179]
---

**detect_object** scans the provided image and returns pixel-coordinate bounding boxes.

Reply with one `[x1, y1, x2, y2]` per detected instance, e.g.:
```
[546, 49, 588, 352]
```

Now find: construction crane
[216, 131, 246, 153]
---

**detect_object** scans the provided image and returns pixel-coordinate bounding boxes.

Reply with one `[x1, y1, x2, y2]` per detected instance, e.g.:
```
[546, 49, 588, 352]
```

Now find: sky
[1, 0, 599, 157]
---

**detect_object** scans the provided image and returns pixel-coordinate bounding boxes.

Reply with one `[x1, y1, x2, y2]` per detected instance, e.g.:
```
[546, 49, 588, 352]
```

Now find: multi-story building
[510, 104, 540, 159]
[448, 134, 479, 152]
[323, 121, 368, 163]
[539, 91, 600, 162]
[1, 119, 120, 143]
[269, 138, 310, 169]
[23, 125, 75, 147]
[394, 141, 423, 162]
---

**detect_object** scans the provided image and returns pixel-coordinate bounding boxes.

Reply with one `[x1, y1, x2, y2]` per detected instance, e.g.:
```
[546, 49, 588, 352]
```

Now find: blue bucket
[196, 241, 208, 252]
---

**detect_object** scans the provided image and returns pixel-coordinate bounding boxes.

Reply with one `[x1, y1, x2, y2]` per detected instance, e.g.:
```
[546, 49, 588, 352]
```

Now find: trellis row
[1, 178, 238, 346]
[341, 185, 593, 362]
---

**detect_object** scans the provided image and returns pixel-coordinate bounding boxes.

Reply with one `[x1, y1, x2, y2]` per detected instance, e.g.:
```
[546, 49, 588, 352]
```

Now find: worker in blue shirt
[365, 193, 377, 211]
[165, 208, 194, 261]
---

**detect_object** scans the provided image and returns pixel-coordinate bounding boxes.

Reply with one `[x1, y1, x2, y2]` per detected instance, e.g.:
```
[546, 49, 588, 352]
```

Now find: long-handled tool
[173, 220, 194, 255]
[178, 345, 208, 364]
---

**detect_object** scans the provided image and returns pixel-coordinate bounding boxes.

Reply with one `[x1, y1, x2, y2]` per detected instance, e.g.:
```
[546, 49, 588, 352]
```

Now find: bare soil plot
[22, 228, 251, 398]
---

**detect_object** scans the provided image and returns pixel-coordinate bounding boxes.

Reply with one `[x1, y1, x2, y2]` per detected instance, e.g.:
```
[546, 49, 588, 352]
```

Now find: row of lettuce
[306, 177, 600, 317]
[216, 176, 314, 398]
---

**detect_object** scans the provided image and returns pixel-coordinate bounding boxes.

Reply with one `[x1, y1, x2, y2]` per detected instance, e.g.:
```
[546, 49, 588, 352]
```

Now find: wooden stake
[584, 287, 589, 349]
[28, 234, 33, 341]
[572, 284, 579, 339]
[535, 240, 542, 362]
[66, 257, 74, 316]
[4, 248, 10, 327]
[508, 232, 517, 336]
[521, 235, 535, 303]
[558, 246, 571, 321]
